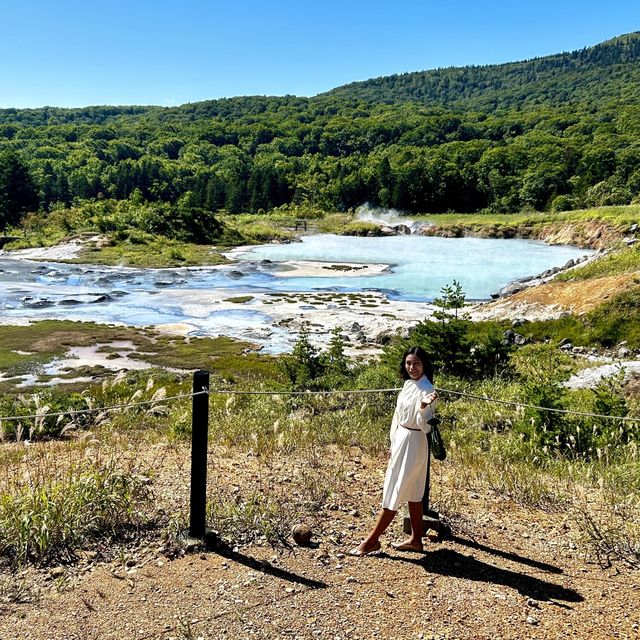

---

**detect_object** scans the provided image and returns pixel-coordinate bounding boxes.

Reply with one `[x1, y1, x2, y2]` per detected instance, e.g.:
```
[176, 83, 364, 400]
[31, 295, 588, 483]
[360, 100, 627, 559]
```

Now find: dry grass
[0, 434, 156, 568]
[0, 379, 638, 582]
[507, 273, 640, 314]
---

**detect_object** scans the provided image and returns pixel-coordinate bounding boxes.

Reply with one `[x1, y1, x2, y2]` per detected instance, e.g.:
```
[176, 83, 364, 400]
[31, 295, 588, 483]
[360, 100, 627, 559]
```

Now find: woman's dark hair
[399, 346, 434, 383]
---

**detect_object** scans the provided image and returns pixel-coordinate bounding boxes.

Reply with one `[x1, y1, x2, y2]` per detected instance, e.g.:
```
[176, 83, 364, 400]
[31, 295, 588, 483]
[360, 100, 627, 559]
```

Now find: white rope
[0, 387, 397, 424]
[205, 386, 640, 424]
[0, 390, 207, 423]
[0, 384, 638, 425]
[205, 387, 399, 396]
[435, 387, 640, 424]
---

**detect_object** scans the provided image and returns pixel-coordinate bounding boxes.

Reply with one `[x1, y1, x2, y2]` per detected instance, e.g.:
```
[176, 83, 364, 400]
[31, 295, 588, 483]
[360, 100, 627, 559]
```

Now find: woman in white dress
[350, 346, 437, 556]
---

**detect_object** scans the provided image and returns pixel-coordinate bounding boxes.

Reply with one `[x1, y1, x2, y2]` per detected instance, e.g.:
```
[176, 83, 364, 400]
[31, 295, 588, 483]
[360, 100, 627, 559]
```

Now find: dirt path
[1, 448, 638, 640]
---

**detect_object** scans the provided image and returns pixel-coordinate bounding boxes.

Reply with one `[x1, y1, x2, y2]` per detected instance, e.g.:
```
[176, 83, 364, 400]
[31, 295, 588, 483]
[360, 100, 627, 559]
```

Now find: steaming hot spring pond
[0, 234, 592, 353]
[234, 234, 591, 300]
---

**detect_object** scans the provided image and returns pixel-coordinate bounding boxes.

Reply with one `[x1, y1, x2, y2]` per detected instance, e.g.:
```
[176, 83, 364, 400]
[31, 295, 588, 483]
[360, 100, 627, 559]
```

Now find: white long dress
[381, 375, 436, 511]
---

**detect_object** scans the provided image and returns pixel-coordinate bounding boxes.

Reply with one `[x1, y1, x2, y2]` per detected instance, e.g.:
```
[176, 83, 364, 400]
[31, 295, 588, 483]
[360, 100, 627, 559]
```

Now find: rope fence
[1, 384, 639, 424]
[1, 369, 639, 541]
[0, 390, 208, 424]
[436, 387, 640, 423]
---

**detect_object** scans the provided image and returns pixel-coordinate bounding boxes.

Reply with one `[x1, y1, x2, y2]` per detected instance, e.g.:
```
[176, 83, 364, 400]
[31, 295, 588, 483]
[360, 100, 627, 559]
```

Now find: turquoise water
[239, 234, 592, 300]
[0, 234, 592, 350]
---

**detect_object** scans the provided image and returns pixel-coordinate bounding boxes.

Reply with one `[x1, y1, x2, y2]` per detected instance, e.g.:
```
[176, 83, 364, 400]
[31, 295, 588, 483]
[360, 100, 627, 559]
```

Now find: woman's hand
[420, 391, 438, 408]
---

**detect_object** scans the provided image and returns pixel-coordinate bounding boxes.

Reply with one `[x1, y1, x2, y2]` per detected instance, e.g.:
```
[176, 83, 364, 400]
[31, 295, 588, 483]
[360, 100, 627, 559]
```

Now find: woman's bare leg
[391, 501, 424, 549]
[355, 508, 396, 552]
[407, 501, 424, 546]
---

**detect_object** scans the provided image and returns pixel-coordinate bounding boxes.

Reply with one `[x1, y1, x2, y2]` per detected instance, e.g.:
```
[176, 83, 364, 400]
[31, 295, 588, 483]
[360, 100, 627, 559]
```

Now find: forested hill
[324, 32, 640, 110]
[3, 32, 640, 127]
[2, 33, 640, 233]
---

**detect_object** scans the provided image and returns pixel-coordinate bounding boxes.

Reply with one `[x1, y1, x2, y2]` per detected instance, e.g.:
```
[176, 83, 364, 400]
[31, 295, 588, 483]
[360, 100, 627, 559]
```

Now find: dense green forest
[1, 33, 640, 235]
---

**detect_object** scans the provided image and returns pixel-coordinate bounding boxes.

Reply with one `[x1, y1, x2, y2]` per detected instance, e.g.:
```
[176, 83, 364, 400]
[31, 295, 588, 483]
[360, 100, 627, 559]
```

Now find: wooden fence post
[189, 370, 210, 539]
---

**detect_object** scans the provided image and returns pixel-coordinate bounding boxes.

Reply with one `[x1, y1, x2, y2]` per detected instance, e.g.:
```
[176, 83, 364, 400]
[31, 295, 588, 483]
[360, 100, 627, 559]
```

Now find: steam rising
[355, 204, 433, 234]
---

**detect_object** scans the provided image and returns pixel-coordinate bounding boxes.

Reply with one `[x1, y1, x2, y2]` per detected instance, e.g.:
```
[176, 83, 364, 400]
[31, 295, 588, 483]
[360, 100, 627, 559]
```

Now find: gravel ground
[1, 446, 638, 640]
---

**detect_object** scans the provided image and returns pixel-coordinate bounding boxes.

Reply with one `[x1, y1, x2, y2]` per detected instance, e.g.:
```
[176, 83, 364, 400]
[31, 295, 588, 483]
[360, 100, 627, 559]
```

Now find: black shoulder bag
[427, 417, 446, 461]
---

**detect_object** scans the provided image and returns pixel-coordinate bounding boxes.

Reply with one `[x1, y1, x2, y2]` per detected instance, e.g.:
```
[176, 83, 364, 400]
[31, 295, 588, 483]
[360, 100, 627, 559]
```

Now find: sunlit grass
[555, 243, 640, 281]
[0, 364, 637, 570]
[415, 204, 640, 226]
[74, 234, 229, 268]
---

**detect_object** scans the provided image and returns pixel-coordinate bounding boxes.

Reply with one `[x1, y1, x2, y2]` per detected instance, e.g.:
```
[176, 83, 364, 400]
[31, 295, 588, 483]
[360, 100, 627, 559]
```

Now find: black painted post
[421, 441, 432, 515]
[421, 418, 441, 536]
[189, 370, 210, 539]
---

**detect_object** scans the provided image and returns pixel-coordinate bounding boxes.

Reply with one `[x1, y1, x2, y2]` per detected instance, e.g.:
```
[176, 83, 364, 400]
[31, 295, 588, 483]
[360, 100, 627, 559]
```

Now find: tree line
[2, 33, 640, 233]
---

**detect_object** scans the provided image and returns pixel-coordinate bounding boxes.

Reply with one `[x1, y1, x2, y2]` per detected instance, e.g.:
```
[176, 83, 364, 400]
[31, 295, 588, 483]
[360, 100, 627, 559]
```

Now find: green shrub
[511, 344, 574, 457]
[341, 221, 384, 236]
[587, 288, 640, 347]
[562, 374, 634, 460]
[551, 195, 574, 212]
[279, 327, 358, 391]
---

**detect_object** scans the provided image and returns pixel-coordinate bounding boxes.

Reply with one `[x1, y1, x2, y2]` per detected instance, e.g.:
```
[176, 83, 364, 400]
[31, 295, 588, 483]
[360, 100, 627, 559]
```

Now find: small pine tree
[414, 280, 473, 376]
[321, 327, 349, 378]
[280, 326, 321, 389]
[433, 279, 467, 320]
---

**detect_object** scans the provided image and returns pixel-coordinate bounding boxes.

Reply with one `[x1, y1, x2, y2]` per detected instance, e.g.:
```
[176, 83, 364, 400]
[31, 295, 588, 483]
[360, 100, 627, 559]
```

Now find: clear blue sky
[2, 0, 638, 108]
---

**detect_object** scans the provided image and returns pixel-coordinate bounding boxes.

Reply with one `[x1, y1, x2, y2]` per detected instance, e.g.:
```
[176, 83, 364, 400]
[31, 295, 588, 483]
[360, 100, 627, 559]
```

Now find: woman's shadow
[388, 545, 583, 605]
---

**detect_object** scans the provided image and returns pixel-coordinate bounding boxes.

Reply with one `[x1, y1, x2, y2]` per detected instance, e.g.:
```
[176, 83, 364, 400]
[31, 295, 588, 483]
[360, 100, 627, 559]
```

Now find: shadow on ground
[450, 534, 563, 574]
[207, 538, 327, 590]
[390, 548, 583, 604]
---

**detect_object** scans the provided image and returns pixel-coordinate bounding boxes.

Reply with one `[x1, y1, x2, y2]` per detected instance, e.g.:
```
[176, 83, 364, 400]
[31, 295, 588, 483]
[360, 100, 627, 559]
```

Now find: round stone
[291, 524, 313, 546]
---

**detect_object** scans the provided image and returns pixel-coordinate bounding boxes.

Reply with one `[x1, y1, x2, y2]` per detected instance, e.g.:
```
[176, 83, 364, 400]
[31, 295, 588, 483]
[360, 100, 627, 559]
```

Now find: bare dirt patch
[509, 273, 639, 314]
[473, 273, 639, 321]
[0, 443, 638, 640]
[535, 220, 626, 250]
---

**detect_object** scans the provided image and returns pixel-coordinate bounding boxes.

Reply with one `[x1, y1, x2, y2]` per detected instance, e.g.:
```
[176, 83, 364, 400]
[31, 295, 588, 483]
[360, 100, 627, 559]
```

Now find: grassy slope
[416, 205, 639, 249]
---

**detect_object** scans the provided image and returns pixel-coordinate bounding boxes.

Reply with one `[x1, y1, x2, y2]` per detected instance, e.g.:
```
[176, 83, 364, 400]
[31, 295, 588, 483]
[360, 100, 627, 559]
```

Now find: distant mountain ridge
[322, 32, 640, 110]
[1, 32, 639, 124]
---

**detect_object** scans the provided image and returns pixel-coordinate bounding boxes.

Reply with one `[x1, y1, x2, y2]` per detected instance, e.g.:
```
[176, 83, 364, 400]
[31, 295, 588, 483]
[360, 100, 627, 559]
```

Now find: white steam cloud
[354, 204, 433, 233]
